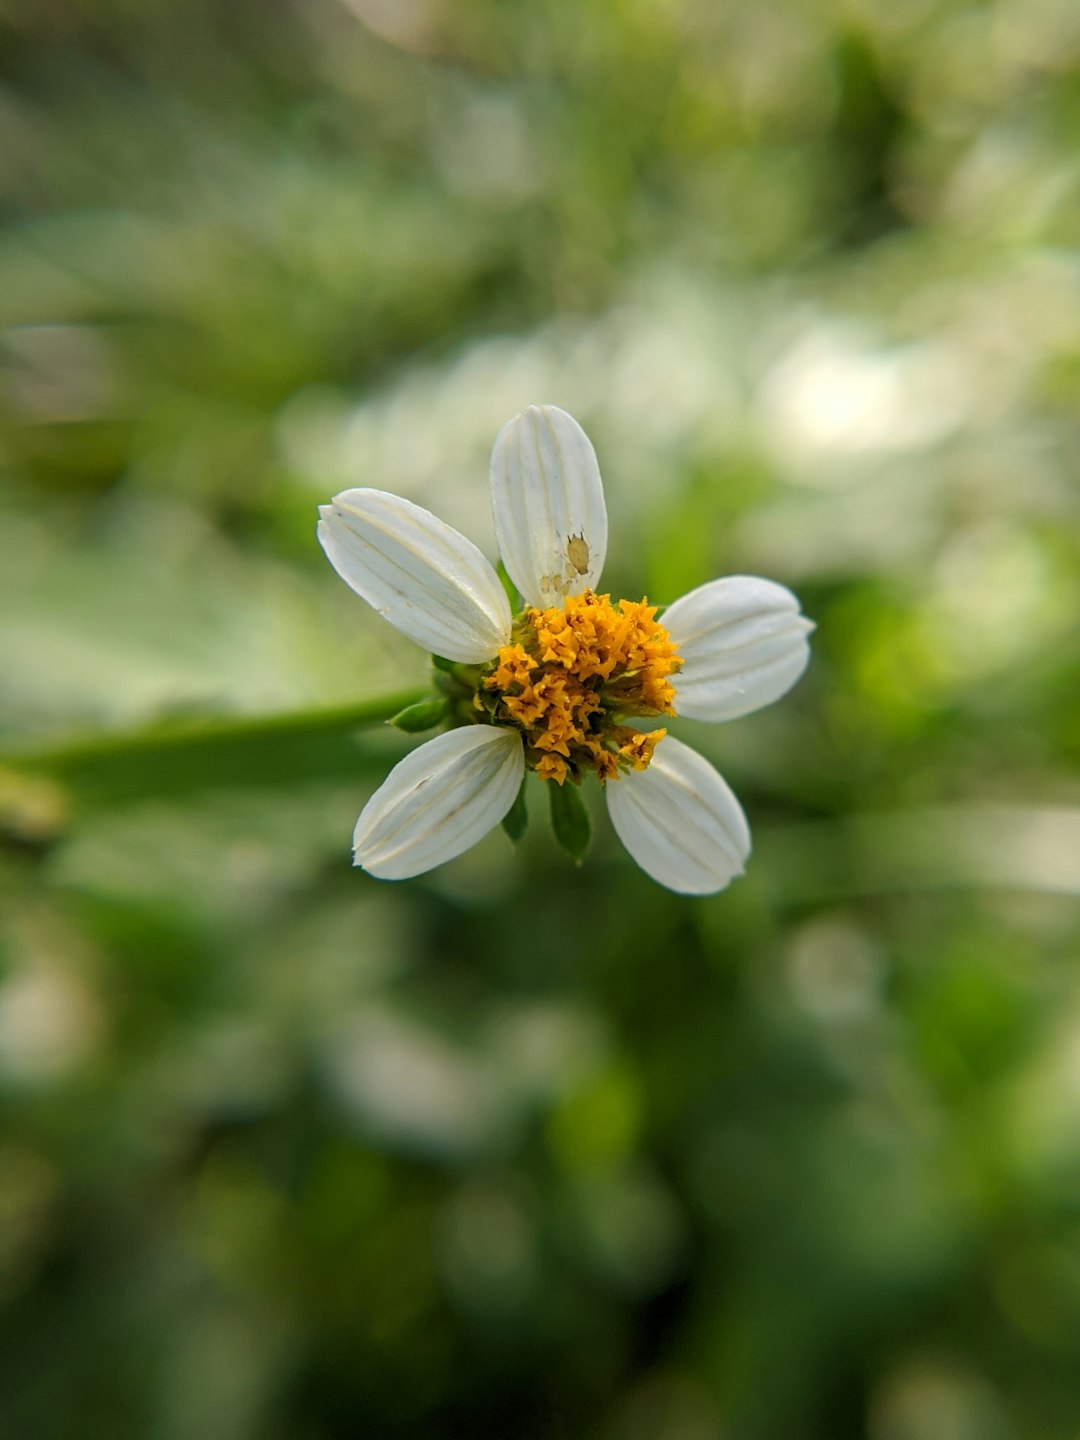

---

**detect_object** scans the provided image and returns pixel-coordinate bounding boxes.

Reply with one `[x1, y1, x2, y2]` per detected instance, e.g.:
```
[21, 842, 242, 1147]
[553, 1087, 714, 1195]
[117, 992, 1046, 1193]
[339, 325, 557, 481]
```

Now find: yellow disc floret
[477, 590, 682, 785]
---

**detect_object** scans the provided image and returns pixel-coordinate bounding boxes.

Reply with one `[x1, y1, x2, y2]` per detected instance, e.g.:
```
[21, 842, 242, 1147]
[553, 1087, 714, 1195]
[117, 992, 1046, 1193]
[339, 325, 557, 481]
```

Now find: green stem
[0, 688, 428, 811]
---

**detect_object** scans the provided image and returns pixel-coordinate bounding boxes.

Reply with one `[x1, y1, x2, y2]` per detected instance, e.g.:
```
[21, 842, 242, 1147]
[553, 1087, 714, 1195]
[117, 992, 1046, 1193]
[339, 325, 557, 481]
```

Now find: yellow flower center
[476, 590, 682, 785]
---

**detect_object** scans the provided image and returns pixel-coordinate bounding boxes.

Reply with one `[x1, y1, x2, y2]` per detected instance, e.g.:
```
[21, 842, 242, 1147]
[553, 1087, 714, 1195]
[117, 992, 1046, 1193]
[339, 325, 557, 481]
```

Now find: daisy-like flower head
[317, 405, 812, 895]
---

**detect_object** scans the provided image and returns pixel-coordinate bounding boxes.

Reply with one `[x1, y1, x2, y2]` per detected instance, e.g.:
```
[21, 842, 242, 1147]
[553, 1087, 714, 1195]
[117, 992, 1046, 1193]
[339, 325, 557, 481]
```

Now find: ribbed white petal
[489, 404, 608, 608]
[354, 726, 524, 880]
[318, 489, 511, 664]
[664, 576, 813, 723]
[605, 736, 750, 895]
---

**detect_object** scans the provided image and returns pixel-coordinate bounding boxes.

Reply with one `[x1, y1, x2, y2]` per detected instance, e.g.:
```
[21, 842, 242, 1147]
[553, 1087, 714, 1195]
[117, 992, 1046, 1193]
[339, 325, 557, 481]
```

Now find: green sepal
[433, 669, 461, 698]
[431, 654, 484, 697]
[389, 698, 449, 733]
[548, 778, 591, 865]
[496, 560, 521, 614]
[501, 776, 529, 843]
[472, 687, 500, 721]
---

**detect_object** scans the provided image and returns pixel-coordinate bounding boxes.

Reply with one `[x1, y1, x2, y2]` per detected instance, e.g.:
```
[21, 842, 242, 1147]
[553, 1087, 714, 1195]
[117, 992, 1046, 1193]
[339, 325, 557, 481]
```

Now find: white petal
[489, 404, 608, 608]
[318, 489, 511, 664]
[354, 726, 524, 880]
[605, 736, 750, 895]
[664, 576, 813, 722]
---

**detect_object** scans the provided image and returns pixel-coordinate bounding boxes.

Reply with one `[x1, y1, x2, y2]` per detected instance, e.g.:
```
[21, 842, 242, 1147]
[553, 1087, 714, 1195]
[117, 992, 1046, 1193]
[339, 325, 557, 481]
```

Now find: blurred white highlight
[760, 326, 972, 470]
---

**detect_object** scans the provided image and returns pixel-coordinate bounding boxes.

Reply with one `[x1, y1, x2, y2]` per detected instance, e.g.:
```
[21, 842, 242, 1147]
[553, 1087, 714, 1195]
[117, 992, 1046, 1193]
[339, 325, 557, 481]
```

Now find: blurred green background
[2, 1, 1080, 1436]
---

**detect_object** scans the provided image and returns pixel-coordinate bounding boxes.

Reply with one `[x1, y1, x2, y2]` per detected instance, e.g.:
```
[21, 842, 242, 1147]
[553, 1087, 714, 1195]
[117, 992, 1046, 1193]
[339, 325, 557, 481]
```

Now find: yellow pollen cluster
[480, 590, 682, 785]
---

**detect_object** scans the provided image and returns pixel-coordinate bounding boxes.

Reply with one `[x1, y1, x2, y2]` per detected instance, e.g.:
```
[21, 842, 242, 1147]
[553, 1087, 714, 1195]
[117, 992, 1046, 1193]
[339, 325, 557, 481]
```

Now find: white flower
[317, 405, 812, 895]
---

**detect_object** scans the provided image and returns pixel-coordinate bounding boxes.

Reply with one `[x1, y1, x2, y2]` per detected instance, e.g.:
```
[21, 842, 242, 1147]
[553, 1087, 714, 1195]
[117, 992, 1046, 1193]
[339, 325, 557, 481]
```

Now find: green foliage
[500, 775, 529, 844]
[547, 775, 592, 864]
[1, 1, 1079, 1438]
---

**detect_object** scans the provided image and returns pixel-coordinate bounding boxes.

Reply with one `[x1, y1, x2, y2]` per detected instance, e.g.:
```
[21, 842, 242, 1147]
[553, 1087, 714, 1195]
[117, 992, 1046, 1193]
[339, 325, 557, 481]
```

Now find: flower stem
[0, 689, 428, 812]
